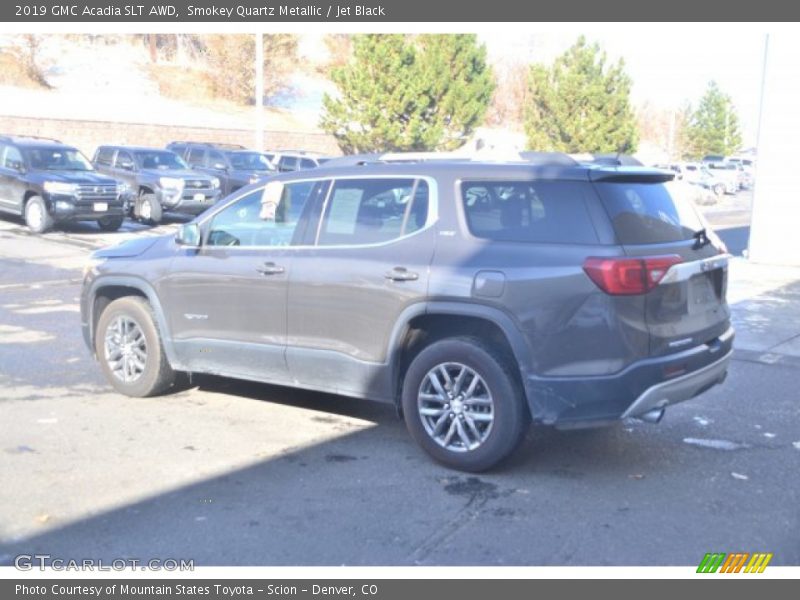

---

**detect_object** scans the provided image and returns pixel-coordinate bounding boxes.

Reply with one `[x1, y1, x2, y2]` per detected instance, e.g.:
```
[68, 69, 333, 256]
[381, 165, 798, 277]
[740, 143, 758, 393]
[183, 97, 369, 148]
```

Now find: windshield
[23, 147, 94, 171]
[134, 150, 187, 170]
[226, 152, 275, 171]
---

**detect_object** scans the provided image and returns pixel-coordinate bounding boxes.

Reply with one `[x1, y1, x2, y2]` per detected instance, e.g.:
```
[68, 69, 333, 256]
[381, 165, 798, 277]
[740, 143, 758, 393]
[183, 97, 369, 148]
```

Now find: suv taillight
[583, 255, 683, 295]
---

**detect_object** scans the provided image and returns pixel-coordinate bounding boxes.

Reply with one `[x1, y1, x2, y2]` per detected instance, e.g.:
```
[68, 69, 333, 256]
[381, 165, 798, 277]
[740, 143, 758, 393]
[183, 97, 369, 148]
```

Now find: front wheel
[25, 195, 54, 234]
[95, 296, 177, 397]
[712, 183, 725, 196]
[135, 193, 163, 225]
[402, 337, 529, 472]
[97, 216, 124, 232]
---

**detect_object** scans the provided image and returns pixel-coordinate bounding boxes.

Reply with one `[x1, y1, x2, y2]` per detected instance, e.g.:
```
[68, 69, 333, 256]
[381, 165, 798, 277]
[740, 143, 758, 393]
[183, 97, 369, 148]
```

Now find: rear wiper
[693, 228, 711, 249]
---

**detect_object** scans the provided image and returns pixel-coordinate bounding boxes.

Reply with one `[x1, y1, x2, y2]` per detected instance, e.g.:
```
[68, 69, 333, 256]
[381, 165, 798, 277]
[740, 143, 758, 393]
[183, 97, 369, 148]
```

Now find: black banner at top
[3, 0, 800, 22]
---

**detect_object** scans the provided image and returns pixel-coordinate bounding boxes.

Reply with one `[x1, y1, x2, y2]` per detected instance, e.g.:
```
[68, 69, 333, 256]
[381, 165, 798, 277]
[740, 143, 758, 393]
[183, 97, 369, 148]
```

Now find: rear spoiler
[588, 167, 675, 183]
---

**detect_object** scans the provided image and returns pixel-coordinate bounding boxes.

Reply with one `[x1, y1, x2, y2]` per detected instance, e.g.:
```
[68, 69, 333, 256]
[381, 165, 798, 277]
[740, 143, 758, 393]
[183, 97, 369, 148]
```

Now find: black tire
[401, 337, 529, 472]
[97, 216, 124, 232]
[24, 195, 54, 234]
[136, 192, 163, 225]
[713, 183, 724, 197]
[95, 296, 177, 397]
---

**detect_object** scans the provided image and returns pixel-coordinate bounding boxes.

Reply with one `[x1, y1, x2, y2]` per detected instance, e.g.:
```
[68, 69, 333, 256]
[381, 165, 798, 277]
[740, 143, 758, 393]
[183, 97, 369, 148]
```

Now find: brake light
[583, 255, 683, 295]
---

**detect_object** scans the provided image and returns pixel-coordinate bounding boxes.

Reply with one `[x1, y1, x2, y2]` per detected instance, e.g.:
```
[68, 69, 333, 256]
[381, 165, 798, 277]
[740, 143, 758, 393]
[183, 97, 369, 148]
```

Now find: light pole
[255, 32, 264, 151]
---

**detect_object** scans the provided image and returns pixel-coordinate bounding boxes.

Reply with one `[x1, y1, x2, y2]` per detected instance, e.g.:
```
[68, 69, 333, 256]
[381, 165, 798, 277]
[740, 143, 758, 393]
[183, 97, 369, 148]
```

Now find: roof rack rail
[168, 141, 247, 150]
[0, 134, 63, 144]
[518, 151, 579, 166]
[321, 150, 584, 168]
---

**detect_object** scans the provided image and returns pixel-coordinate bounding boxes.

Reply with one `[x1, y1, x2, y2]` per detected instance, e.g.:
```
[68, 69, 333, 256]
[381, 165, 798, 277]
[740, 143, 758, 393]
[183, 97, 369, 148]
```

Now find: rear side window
[300, 158, 317, 169]
[318, 178, 427, 246]
[461, 180, 599, 244]
[594, 180, 704, 244]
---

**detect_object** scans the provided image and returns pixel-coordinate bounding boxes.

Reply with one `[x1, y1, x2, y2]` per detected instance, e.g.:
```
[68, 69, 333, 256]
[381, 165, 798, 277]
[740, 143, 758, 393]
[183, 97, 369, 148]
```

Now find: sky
[480, 28, 767, 147]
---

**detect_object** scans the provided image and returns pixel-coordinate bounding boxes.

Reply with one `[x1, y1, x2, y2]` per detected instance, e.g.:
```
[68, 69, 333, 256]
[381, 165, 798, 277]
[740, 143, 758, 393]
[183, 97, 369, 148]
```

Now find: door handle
[385, 267, 419, 282]
[256, 262, 285, 275]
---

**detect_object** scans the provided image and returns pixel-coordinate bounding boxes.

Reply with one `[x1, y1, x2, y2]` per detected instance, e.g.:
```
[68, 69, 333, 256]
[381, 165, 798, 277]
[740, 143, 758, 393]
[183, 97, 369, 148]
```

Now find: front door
[158, 182, 320, 383]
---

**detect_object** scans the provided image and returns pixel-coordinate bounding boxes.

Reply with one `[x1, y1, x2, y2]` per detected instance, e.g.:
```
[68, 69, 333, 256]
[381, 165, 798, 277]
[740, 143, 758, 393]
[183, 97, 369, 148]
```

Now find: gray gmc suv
[80, 154, 734, 471]
[93, 145, 222, 224]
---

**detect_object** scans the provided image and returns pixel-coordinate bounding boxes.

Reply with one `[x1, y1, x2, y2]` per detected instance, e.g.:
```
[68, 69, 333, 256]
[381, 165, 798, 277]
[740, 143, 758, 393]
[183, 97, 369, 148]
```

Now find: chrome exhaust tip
[637, 407, 665, 424]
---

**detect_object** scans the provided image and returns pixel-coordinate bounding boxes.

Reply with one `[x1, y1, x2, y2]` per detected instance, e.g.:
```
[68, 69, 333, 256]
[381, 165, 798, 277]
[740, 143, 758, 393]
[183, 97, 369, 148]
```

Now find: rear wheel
[97, 216, 124, 232]
[95, 296, 177, 397]
[136, 192, 163, 225]
[402, 337, 529, 472]
[24, 195, 54, 234]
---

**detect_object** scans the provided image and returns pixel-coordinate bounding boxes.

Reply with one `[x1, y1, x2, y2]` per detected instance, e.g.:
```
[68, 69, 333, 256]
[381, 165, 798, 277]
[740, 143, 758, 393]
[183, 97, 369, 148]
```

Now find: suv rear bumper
[525, 326, 734, 427]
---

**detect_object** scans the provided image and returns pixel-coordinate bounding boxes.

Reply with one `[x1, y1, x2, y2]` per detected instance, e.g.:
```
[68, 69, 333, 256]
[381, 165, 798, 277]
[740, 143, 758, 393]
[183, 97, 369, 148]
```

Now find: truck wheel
[24, 195, 54, 234]
[95, 296, 177, 397]
[712, 183, 724, 197]
[136, 193, 163, 225]
[401, 337, 529, 472]
[97, 216, 124, 232]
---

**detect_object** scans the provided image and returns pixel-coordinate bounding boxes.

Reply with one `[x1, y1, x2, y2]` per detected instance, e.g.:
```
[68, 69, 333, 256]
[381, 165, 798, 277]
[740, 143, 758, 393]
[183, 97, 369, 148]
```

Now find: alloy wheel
[417, 362, 494, 452]
[104, 315, 148, 383]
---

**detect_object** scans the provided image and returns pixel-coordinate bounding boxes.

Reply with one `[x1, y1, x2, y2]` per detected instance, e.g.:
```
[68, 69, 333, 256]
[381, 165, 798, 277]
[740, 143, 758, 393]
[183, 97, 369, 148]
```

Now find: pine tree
[321, 34, 494, 153]
[524, 36, 638, 154]
[687, 81, 742, 157]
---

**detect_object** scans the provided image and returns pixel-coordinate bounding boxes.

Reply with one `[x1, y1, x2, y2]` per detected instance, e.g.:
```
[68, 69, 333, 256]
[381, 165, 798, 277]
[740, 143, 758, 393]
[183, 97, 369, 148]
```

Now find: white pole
[255, 32, 264, 151]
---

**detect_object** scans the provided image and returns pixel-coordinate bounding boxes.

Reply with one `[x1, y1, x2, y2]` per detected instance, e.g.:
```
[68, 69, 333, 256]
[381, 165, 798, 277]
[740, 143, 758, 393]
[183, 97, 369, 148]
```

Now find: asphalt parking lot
[1, 196, 798, 566]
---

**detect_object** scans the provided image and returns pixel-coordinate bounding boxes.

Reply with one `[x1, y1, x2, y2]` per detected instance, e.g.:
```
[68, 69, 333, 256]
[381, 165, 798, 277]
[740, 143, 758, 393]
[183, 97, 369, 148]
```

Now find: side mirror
[212, 162, 227, 171]
[176, 223, 201, 248]
[119, 161, 134, 171]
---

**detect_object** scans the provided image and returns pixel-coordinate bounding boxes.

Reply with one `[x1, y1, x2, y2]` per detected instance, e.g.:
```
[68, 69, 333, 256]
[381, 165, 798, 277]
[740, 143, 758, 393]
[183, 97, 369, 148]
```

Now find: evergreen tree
[524, 36, 638, 154]
[321, 34, 494, 153]
[687, 81, 742, 157]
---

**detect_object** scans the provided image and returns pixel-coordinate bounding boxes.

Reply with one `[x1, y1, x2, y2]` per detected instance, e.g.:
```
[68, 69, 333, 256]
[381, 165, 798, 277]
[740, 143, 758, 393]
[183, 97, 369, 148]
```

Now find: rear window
[594, 180, 704, 244]
[461, 180, 599, 245]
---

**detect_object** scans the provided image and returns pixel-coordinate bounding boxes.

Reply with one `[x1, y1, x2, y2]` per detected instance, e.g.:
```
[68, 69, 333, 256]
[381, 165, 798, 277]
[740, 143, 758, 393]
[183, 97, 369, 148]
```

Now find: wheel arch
[388, 301, 533, 412]
[89, 276, 180, 367]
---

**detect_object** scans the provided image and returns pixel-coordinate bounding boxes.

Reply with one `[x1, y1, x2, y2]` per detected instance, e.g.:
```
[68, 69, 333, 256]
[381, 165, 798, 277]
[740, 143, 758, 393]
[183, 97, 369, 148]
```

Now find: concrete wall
[0, 114, 341, 158]
[748, 35, 800, 265]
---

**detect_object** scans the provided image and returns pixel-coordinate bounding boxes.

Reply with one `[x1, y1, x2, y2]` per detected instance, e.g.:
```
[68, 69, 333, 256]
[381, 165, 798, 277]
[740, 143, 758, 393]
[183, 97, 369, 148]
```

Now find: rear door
[286, 176, 435, 400]
[592, 174, 731, 357]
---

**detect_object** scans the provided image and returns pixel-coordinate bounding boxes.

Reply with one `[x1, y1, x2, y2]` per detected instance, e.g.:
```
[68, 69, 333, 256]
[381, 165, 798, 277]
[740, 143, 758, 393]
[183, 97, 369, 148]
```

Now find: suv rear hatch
[591, 170, 731, 357]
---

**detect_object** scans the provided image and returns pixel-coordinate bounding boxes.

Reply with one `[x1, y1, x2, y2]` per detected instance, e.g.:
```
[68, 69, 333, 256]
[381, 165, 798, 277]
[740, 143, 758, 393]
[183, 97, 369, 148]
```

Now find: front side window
[318, 178, 428, 246]
[278, 156, 298, 171]
[187, 148, 206, 167]
[462, 180, 599, 245]
[115, 150, 134, 169]
[207, 150, 227, 169]
[206, 181, 320, 247]
[95, 147, 115, 166]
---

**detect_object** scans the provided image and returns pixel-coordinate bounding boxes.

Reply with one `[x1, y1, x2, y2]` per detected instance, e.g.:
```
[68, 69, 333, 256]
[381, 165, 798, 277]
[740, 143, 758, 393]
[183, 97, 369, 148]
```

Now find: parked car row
[0, 135, 333, 233]
[654, 156, 755, 198]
